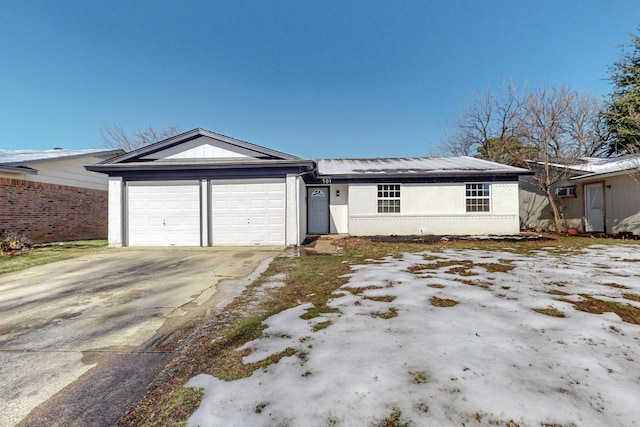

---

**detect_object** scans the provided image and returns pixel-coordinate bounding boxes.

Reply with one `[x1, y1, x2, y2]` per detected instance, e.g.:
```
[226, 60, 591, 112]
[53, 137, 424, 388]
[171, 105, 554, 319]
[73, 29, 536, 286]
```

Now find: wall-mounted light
[336, 190, 340, 197]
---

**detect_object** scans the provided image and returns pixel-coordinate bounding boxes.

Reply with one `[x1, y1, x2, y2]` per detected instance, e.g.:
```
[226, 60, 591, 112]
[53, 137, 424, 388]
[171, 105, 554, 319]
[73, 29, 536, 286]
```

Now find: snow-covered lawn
[187, 245, 640, 427]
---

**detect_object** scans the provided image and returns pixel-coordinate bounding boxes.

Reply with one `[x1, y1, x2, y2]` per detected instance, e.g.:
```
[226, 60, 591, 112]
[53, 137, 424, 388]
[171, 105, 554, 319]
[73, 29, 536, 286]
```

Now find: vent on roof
[556, 185, 577, 198]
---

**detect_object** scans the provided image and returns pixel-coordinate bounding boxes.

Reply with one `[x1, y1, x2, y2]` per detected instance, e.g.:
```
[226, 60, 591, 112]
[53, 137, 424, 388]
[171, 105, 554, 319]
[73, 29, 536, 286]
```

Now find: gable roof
[316, 156, 530, 178]
[101, 128, 302, 164]
[0, 148, 124, 174]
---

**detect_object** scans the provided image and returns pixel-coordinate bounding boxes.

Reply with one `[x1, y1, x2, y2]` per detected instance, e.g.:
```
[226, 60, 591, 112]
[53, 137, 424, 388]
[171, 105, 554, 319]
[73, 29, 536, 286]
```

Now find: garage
[211, 179, 286, 245]
[127, 181, 201, 246]
[87, 128, 314, 247]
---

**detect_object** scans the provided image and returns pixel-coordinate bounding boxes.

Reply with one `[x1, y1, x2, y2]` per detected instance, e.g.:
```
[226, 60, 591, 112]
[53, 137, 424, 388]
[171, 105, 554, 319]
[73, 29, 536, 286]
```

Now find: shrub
[0, 230, 32, 253]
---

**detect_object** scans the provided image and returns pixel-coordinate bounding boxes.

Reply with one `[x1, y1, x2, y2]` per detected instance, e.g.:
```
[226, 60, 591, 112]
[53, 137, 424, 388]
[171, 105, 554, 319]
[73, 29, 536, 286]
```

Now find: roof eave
[0, 166, 38, 175]
[86, 159, 316, 173]
[570, 168, 638, 181]
[316, 170, 532, 179]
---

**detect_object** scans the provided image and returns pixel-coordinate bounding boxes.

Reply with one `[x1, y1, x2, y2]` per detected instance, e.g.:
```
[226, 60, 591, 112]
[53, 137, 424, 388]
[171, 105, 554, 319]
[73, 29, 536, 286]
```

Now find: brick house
[0, 148, 123, 243]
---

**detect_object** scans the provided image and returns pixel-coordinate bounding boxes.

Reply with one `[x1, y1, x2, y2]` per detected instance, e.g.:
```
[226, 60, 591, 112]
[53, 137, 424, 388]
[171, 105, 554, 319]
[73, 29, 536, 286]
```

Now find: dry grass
[116, 234, 639, 425]
[532, 307, 566, 318]
[561, 296, 640, 325]
[430, 296, 459, 307]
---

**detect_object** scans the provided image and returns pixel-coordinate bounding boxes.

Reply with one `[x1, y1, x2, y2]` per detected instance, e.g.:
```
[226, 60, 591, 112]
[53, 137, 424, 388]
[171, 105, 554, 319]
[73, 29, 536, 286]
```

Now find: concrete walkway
[303, 235, 347, 255]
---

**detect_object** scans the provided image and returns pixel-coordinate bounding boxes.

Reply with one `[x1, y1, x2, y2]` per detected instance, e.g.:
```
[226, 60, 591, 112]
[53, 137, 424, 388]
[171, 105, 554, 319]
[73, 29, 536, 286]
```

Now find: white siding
[286, 175, 301, 246]
[141, 136, 258, 160]
[348, 182, 520, 236]
[298, 178, 307, 243]
[17, 157, 109, 190]
[329, 184, 349, 233]
[108, 177, 123, 247]
[602, 175, 640, 234]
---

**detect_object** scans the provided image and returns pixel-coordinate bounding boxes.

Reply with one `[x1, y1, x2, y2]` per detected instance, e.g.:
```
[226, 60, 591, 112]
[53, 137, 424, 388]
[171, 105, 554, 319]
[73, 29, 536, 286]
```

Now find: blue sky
[1, 1, 639, 158]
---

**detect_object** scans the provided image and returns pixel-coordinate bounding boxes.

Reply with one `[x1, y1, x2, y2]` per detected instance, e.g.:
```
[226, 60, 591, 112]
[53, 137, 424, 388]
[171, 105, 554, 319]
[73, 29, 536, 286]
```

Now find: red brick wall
[0, 177, 108, 243]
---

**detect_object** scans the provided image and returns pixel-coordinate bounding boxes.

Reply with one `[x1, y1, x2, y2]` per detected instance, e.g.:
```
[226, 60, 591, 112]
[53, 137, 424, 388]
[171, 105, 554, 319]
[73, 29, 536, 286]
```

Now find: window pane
[465, 183, 490, 213]
[377, 184, 401, 213]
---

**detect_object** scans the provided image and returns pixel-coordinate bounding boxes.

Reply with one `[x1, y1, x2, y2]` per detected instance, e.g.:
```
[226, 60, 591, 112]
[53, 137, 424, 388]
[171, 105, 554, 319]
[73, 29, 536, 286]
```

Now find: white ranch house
[87, 128, 529, 247]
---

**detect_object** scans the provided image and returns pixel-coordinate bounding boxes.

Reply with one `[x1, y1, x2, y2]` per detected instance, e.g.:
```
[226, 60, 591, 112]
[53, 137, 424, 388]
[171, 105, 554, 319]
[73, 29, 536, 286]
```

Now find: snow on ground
[187, 245, 640, 427]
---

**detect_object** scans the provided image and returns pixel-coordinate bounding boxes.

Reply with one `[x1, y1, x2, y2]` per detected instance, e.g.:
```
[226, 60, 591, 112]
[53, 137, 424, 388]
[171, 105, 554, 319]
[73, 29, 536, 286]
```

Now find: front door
[584, 183, 605, 233]
[307, 187, 330, 234]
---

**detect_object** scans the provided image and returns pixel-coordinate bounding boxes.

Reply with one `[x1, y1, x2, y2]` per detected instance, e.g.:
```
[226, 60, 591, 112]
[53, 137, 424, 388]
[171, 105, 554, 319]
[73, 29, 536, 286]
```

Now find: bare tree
[100, 123, 180, 152]
[441, 81, 532, 166]
[566, 92, 609, 157]
[443, 82, 608, 233]
[519, 86, 575, 232]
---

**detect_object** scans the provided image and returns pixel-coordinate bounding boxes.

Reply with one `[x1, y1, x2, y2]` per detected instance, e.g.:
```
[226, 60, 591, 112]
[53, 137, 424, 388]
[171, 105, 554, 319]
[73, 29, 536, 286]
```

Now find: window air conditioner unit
[556, 186, 577, 198]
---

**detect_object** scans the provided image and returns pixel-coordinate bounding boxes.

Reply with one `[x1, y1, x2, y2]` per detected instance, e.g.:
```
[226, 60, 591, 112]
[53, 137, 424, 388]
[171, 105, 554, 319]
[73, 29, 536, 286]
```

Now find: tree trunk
[545, 187, 565, 233]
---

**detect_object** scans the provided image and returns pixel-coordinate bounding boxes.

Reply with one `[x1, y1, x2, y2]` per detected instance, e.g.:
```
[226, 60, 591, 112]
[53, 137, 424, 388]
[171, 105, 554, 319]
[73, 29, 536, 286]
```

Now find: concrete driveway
[0, 247, 281, 427]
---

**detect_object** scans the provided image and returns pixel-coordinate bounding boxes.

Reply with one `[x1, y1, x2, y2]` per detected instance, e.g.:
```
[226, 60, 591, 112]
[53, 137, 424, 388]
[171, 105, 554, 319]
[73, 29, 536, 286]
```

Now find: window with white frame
[465, 183, 490, 212]
[377, 184, 400, 213]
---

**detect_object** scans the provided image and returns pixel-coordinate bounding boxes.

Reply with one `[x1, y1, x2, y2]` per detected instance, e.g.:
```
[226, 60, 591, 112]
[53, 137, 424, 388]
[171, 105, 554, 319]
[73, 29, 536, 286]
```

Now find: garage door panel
[211, 180, 285, 246]
[127, 183, 200, 246]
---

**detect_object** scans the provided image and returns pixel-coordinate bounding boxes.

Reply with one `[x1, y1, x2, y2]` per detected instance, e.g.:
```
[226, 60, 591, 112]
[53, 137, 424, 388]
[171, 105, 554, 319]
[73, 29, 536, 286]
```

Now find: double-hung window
[377, 184, 400, 213]
[465, 183, 490, 212]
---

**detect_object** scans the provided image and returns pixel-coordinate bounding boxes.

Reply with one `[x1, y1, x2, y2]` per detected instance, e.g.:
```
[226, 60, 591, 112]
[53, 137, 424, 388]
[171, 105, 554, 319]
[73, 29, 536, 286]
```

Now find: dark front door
[307, 187, 330, 234]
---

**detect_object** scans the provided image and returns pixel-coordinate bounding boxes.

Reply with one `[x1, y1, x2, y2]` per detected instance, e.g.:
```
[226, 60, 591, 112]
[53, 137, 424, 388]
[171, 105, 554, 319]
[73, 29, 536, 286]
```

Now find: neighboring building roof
[564, 155, 640, 180]
[316, 156, 530, 178]
[0, 148, 124, 175]
[0, 148, 124, 166]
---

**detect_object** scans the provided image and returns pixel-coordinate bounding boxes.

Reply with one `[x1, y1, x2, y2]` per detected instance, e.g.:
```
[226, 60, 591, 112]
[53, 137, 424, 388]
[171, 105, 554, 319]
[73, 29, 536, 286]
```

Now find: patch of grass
[373, 406, 413, 427]
[453, 278, 491, 289]
[300, 306, 339, 320]
[223, 316, 266, 344]
[532, 307, 566, 318]
[547, 289, 569, 296]
[0, 239, 107, 274]
[601, 282, 629, 289]
[427, 284, 445, 289]
[344, 285, 386, 295]
[623, 293, 640, 302]
[139, 386, 203, 427]
[447, 265, 479, 276]
[410, 370, 430, 384]
[561, 296, 640, 325]
[480, 261, 515, 273]
[363, 295, 397, 303]
[430, 296, 458, 307]
[371, 307, 399, 319]
[313, 320, 332, 331]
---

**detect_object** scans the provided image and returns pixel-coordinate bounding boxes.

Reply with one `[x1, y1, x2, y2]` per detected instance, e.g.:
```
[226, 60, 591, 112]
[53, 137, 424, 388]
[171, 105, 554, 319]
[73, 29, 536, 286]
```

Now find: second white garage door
[211, 180, 285, 246]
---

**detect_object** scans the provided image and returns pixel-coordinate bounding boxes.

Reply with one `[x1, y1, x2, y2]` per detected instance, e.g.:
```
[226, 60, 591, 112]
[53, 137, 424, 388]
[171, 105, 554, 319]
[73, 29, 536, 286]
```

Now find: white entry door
[211, 180, 285, 245]
[584, 183, 605, 233]
[127, 181, 201, 246]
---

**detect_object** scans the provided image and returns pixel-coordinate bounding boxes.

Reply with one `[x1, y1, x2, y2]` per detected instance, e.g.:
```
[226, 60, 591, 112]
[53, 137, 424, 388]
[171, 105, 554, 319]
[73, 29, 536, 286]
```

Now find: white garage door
[127, 181, 201, 246]
[211, 180, 285, 246]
